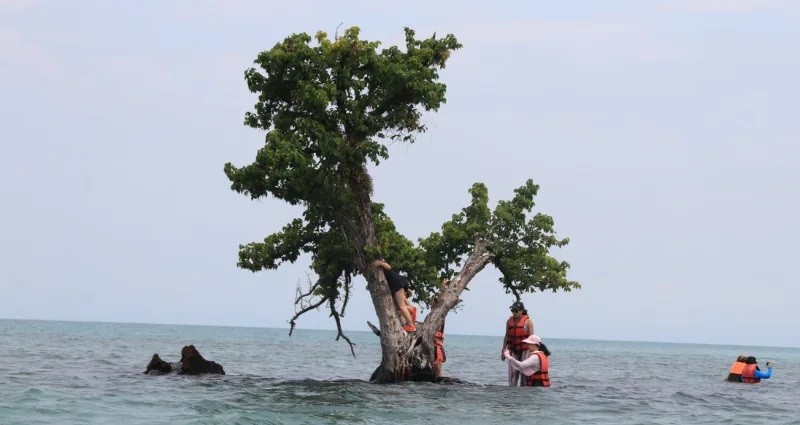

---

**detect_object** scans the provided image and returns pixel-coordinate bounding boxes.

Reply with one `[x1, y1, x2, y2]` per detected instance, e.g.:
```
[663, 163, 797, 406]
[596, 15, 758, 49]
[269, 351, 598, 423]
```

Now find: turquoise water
[1, 319, 798, 424]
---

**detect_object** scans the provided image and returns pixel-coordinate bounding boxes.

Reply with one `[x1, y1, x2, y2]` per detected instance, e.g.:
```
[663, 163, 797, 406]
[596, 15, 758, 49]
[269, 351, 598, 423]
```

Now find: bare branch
[340, 272, 352, 316]
[289, 295, 328, 336]
[334, 21, 344, 40]
[295, 271, 322, 303]
[328, 296, 357, 357]
[289, 275, 329, 336]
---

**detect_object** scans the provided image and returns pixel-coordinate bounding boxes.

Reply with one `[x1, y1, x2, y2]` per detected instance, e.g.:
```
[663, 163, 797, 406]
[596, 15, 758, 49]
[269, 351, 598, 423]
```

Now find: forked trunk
[347, 163, 495, 383]
[369, 243, 494, 383]
[346, 165, 410, 382]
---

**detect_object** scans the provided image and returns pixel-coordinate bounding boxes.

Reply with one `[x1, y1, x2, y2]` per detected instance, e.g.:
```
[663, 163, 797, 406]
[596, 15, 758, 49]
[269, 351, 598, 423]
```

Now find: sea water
[1, 319, 798, 424]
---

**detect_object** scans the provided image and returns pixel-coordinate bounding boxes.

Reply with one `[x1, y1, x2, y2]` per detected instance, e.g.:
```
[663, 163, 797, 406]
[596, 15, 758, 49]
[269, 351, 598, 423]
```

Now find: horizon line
[2, 316, 797, 350]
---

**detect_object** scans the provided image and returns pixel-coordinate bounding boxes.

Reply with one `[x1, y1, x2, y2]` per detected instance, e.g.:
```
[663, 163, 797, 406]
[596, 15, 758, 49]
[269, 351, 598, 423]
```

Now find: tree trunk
[370, 242, 495, 383]
[345, 165, 410, 382]
[346, 163, 496, 383]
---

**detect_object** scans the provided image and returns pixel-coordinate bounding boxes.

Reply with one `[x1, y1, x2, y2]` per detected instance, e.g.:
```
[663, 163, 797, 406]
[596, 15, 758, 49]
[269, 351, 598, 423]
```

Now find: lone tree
[225, 27, 579, 383]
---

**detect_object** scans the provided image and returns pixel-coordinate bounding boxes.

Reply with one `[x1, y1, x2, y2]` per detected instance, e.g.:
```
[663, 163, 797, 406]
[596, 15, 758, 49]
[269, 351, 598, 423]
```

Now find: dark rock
[369, 365, 380, 382]
[410, 365, 437, 382]
[144, 354, 173, 375]
[179, 345, 225, 375]
[144, 345, 224, 376]
[369, 363, 464, 384]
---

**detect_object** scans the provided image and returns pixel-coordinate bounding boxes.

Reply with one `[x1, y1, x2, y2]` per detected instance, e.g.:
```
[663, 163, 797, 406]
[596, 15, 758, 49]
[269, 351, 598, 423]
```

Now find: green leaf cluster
[224, 27, 577, 325]
[224, 27, 462, 312]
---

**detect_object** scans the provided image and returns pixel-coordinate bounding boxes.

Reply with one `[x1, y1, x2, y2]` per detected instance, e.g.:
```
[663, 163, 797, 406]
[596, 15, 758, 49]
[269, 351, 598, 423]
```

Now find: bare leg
[507, 351, 530, 386]
[392, 290, 414, 326]
[507, 352, 520, 386]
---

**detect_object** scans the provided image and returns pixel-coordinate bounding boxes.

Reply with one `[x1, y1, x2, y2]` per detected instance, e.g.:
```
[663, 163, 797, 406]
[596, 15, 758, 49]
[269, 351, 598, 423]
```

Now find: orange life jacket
[741, 364, 761, 384]
[726, 361, 746, 382]
[523, 351, 550, 387]
[505, 314, 532, 352]
[434, 323, 446, 364]
[729, 361, 746, 375]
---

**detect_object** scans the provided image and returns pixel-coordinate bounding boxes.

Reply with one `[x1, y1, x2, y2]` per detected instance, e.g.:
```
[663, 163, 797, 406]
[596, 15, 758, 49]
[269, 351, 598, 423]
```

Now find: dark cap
[509, 301, 525, 311]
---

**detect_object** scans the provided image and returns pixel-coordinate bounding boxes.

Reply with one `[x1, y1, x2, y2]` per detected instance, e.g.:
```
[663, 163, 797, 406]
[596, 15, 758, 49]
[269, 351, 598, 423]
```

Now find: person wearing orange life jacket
[501, 301, 535, 386]
[432, 278, 450, 378]
[503, 334, 551, 387]
[725, 354, 748, 382]
[433, 322, 446, 378]
[741, 356, 773, 384]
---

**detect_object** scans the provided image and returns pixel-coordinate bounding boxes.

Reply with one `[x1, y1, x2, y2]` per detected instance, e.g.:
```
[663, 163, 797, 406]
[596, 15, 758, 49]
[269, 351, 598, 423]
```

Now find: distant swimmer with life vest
[725, 354, 748, 382]
[726, 354, 773, 383]
[501, 301, 535, 386]
[741, 356, 773, 383]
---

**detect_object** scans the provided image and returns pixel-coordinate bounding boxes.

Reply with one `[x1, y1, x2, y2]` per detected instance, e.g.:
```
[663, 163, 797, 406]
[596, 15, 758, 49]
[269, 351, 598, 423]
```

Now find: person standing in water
[501, 301, 535, 386]
[433, 278, 450, 378]
[433, 322, 446, 378]
[504, 334, 551, 387]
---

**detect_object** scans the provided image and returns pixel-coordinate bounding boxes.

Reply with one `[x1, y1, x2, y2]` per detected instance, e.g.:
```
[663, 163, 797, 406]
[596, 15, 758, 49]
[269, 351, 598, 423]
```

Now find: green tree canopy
[224, 27, 578, 377]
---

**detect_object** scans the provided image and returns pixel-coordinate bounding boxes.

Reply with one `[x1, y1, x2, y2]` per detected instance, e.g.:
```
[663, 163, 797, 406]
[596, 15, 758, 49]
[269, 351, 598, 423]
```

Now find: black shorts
[385, 269, 408, 294]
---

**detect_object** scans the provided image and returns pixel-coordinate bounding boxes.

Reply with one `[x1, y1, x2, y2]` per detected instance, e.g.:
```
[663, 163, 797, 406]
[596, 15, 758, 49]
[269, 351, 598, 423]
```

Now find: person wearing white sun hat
[503, 334, 551, 387]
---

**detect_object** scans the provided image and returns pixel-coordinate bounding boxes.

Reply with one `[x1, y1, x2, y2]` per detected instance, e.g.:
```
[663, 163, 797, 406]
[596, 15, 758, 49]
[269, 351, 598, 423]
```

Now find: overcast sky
[2, 0, 798, 348]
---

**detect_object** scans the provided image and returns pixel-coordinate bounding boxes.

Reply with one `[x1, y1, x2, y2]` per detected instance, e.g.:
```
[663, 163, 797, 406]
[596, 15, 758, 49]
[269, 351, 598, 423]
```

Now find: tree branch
[289, 276, 329, 336]
[329, 296, 357, 357]
[288, 295, 328, 336]
[294, 274, 322, 303]
[340, 272, 352, 316]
